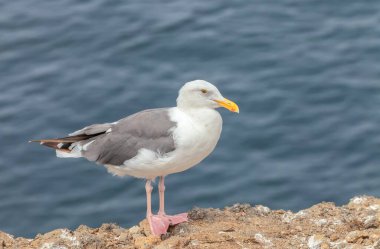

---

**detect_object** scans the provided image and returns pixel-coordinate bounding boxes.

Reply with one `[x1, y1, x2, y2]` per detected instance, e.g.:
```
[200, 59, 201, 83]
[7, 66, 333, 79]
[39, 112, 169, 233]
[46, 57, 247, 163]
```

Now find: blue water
[1, 0, 380, 237]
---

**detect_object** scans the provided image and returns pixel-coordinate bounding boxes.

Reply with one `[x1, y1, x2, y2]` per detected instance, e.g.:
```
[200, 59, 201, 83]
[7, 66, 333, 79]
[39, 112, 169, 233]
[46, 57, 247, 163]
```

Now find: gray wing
[81, 108, 176, 166]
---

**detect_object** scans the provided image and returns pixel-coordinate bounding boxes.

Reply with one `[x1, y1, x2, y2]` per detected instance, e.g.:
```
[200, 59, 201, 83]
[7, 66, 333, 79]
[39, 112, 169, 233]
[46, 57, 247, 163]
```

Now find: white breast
[166, 107, 223, 173]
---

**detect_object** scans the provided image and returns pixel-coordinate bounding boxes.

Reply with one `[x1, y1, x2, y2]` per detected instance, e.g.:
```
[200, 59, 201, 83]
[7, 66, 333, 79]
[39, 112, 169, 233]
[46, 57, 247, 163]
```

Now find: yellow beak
[214, 98, 239, 113]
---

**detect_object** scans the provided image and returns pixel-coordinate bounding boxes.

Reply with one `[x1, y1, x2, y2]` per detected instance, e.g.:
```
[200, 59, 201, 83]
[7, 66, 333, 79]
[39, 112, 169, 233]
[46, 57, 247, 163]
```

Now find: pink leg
[145, 180, 169, 236]
[157, 176, 188, 225]
[145, 177, 188, 236]
[158, 176, 166, 215]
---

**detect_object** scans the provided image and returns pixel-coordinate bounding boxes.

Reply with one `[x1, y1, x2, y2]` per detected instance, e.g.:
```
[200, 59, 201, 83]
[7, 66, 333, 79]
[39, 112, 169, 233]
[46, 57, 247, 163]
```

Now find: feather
[29, 132, 105, 151]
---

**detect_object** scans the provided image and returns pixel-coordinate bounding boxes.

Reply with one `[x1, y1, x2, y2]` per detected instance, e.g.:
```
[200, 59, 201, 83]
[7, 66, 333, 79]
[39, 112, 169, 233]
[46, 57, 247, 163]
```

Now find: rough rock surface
[1, 196, 379, 249]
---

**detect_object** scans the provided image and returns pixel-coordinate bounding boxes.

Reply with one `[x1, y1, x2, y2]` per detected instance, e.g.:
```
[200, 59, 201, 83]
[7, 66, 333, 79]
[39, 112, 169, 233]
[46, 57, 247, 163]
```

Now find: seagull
[31, 80, 239, 236]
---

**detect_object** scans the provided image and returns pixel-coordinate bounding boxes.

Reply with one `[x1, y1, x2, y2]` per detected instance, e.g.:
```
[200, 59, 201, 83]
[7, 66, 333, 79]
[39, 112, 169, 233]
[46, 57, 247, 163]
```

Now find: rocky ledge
[1, 196, 380, 249]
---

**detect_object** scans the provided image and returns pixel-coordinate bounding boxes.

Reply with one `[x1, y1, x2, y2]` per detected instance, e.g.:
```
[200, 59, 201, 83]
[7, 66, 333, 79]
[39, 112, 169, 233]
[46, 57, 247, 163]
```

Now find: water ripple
[0, 0, 380, 237]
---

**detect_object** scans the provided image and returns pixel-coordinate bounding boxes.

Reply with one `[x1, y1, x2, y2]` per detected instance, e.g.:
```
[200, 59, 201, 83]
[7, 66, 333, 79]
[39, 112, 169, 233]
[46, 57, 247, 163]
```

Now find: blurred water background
[1, 0, 380, 237]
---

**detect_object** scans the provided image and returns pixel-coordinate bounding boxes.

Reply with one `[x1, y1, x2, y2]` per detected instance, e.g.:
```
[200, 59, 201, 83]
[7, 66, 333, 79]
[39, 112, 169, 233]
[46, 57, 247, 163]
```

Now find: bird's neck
[178, 106, 222, 128]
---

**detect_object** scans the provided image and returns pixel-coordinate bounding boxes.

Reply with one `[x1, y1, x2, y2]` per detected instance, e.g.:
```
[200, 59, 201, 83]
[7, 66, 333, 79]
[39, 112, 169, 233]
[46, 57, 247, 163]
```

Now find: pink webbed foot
[147, 213, 188, 236]
[147, 215, 170, 236]
[163, 212, 188, 225]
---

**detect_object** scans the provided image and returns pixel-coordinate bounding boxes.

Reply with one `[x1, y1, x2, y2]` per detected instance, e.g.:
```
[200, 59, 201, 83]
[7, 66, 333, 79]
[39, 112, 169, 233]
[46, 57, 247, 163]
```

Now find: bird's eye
[201, 89, 207, 94]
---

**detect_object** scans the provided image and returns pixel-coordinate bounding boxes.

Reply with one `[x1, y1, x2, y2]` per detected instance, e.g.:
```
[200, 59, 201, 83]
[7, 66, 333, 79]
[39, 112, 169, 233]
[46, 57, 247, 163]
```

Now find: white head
[176, 80, 239, 113]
